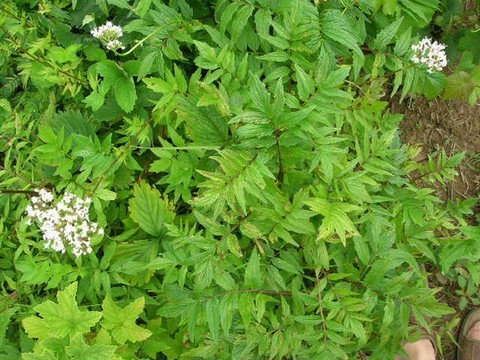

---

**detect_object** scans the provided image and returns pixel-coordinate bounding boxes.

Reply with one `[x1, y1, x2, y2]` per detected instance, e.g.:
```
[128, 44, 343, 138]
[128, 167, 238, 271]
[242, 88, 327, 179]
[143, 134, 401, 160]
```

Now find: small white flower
[91, 21, 123, 39]
[411, 37, 447, 73]
[25, 205, 34, 217]
[39, 189, 54, 203]
[106, 39, 125, 51]
[25, 191, 104, 257]
[91, 21, 125, 51]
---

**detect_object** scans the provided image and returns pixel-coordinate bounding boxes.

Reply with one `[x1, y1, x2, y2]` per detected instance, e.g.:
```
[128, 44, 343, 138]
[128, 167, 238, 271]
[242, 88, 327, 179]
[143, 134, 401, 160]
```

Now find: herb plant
[0, 0, 478, 359]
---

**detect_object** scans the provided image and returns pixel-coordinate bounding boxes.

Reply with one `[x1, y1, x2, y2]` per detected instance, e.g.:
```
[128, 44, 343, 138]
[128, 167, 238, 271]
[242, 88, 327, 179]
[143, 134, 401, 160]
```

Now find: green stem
[206, 289, 292, 299]
[118, 19, 182, 56]
[88, 117, 154, 197]
[138, 145, 221, 150]
[0, 189, 38, 195]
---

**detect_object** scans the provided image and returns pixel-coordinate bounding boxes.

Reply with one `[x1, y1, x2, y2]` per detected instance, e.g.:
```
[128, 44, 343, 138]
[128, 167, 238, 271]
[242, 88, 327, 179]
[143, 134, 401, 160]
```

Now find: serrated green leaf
[444, 71, 477, 100]
[244, 249, 262, 288]
[257, 51, 290, 62]
[22, 283, 102, 340]
[65, 333, 117, 360]
[106, 0, 131, 9]
[137, 51, 157, 79]
[0, 307, 17, 347]
[102, 296, 152, 344]
[95, 188, 117, 201]
[129, 181, 175, 236]
[206, 298, 220, 340]
[230, 4, 254, 41]
[96, 60, 123, 83]
[272, 258, 302, 275]
[353, 237, 370, 265]
[238, 293, 254, 329]
[306, 199, 360, 245]
[194, 41, 218, 70]
[374, 17, 404, 50]
[394, 27, 412, 56]
[220, 2, 241, 33]
[422, 72, 446, 99]
[115, 76, 137, 113]
[195, 150, 274, 217]
[45, 110, 95, 139]
[177, 97, 228, 146]
[295, 64, 315, 101]
[258, 34, 290, 49]
[321, 10, 362, 56]
[383, 297, 395, 326]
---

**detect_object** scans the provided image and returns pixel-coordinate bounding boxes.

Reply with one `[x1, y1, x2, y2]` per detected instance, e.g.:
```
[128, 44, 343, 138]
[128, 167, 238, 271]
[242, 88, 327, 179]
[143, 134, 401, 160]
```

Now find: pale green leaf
[102, 296, 152, 344]
[96, 60, 123, 83]
[230, 4, 254, 41]
[129, 181, 175, 236]
[0, 308, 16, 347]
[22, 283, 102, 340]
[115, 76, 137, 113]
[374, 17, 404, 50]
[65, 333, 117, 360]
[306, 199, 360, 244]
[321, 10, 362, 56]
[244, 249, 262, 288]
[295, 64, 315, 101]
[444, 71, 477, 100]
[206, 298, 220, 340]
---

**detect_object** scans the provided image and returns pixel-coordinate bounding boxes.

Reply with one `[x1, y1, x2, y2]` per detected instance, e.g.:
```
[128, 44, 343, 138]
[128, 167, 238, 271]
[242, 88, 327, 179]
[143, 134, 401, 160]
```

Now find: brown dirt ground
[390, 95, 480, 359]
[392, 96, 480, 201]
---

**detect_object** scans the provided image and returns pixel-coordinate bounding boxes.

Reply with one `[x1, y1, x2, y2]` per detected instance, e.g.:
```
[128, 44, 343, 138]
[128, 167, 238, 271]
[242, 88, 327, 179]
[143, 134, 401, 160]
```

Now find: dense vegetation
[1, 0, 479, 358]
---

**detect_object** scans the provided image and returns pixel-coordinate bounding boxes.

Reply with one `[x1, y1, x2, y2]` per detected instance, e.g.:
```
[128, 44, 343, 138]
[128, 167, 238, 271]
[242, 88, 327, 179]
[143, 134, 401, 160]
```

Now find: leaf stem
[138, 145, 221, 150]
[206, 289, 292, 299]
[274, 130, 284, 185]
[118, 19, 182, 56]
[0, 189, 38, 195]
[0, 164, 45, 189]
[315, 271, 328, 338]
[88, 117, 154, 197]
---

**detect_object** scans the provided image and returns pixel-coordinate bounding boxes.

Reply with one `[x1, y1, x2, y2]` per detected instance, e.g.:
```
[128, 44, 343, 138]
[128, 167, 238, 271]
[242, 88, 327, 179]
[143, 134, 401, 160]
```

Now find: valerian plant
[0, 0, 478, 359]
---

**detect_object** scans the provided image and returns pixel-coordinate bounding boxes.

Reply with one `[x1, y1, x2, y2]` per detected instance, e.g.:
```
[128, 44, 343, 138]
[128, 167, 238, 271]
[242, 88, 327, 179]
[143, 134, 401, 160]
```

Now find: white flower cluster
[411, 37, 447, 73]
[91, 21, 125, 51]
[25, 189, 103, 257]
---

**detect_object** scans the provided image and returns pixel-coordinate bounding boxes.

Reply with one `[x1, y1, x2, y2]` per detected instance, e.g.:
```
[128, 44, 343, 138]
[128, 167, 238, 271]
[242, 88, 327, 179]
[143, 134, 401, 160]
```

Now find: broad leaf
[22, 283, 102, 340]
[374, 17, 404, 50]
[321, 10, 362, 56]
[115, 76, 137, 113]
[306, 199, 360, 245]
[65, 334, 117, 360]
[102, 296, 152, 344]
[129, 181, 175, 236]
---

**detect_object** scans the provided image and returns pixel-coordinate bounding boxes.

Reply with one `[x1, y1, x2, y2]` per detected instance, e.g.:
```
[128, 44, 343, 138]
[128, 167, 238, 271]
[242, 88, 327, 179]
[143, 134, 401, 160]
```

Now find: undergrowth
[0, 0, 479, 359]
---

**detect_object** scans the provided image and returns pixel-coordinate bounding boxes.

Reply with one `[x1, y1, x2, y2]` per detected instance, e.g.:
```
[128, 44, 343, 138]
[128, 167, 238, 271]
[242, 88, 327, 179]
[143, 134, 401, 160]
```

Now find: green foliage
[102, 296, 152, 344]
[0, 0, 478, 359]
[129, 181, 175, 236]
[23, 283, 102, 340]
[432, 1, 480, 104]
[21, 283, 149, 358]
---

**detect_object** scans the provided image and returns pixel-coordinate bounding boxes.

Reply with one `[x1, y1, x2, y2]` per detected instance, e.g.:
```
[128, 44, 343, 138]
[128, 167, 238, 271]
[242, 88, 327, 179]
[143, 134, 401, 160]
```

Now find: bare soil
[392, 96, 480, 201]
[390, 96, 480, 359]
